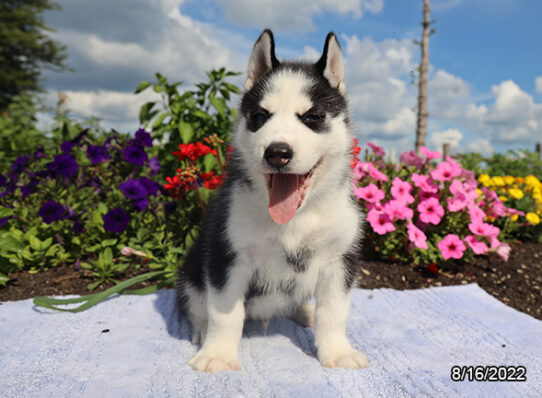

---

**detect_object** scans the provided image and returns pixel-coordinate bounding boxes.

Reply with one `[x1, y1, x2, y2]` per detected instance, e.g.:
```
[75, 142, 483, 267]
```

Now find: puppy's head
[234, 29, 352, 224]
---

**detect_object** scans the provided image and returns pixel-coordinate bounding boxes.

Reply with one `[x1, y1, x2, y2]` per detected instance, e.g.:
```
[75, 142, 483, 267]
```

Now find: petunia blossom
[354, 183, 385, 204]
[463, 235, 489, 255]
[391, 177, 414, 204]
[367, 142, 386, 157]
[103, 207, 130, 233]
[383, 199, 413, 221]
[417, 197, 445, 225]
[367, 209, 396, 235]
[438, 234, 466, 260]
[419, 146, 441, 160]
[407, 222, 428, 250]
[411, 173, 438, 193]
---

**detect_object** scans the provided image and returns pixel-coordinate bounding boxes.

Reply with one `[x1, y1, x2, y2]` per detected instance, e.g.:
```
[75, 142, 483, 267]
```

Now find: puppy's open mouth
[265, 160, 320, 224]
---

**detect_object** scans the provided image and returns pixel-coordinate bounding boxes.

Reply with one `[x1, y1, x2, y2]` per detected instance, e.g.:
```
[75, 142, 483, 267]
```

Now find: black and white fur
[176, 29, 367, 372]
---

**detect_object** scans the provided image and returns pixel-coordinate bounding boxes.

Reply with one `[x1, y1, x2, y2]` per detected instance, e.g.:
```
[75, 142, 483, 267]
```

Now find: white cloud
[214, 0, 383, 31]
[430, 128, 463, 150]
[466, 138, 494, 156]
[537, 76, 542, 93]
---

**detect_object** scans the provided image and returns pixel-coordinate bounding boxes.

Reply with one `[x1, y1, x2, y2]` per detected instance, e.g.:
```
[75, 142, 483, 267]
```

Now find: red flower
[427, 263, 439, 276]
[200, 170, 224, 189]
[350, 138, 361, 169]
[172, 142, 213, 161]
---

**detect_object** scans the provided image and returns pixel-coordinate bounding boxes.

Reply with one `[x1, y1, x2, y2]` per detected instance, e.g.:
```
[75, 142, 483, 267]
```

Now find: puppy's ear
[315, 33, 346, 95]
[245, 29, 279, 91]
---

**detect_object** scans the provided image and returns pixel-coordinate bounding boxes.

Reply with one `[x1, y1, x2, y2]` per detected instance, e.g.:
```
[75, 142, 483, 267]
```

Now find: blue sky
[41, 0, 542, 156]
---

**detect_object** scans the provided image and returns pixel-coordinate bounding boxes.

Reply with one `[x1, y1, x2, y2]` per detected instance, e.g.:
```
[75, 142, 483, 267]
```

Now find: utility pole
[415, 0, 431, 153]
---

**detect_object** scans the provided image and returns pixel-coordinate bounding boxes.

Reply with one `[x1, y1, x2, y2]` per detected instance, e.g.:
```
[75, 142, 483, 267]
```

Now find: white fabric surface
[1, 284, 541, 397]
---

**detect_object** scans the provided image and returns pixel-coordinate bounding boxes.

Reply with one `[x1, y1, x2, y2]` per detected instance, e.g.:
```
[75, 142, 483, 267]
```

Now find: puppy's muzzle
[264, 142, 293, 170]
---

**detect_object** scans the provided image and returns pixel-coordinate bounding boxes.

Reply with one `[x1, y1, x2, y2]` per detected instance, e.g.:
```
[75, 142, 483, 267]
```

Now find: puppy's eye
[252, 110, 270, 124]
[302, 112, 325, 123]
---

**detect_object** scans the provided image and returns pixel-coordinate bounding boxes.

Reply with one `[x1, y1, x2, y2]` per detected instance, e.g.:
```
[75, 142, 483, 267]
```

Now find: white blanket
[1, 284, 541, 397]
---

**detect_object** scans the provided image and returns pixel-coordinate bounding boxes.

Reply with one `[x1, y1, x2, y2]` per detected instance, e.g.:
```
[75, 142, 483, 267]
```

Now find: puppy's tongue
[268, 174, 301, 224]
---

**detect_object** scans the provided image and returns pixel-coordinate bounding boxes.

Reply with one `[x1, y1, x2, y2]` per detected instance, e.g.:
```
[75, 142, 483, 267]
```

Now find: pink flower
[367, 163, 389, 182]
[468, 205, 486, 223]
[419, 146, 441, 160]
[438, 234, 466, 260]
[407, 223, 428, 250]
[412, 173, 438, 193]
[354, 183, 385, 203]
[464, 235, 489, 255]
[417, 197, 445, 225]
[399, 150, 424, 168]
[430, 160, 462, 181]
[384, 199, 413, 221]
[468, 220, 500, 237]
[367, 209, 396, 235]
[506, 208, 525, 217]
[367, 142, 386, 157]
[494, 243, 511, 261]
[391, 177, 414, 204]
[419, 190, 440, 202]
[353, 161, 368, 181]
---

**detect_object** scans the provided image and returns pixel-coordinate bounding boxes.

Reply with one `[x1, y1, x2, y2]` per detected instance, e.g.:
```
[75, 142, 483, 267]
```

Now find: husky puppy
[176, 29, 367, 372]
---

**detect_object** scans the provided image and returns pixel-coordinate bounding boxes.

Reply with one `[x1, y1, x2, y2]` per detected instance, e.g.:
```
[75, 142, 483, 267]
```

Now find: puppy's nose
[264, 142, 293, 169]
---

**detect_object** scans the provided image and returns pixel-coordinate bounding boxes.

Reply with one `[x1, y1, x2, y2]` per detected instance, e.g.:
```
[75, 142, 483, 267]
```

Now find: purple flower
[61, 141, 75, 153]
[399, 150, 424, 168]
[119, 179, 147, 199]
[124, 144, 148, 166]
[135, 128, 153, 147]
[103, 207, 130, 233]
[86, 145, 111, 165]
[148, 156, 161, 175]
[133, 197, 149, 211]
[39, 200, 67, 224]
[139, 177, 159, 196]
[11, 155, 30, 173]
[21, 179, 38, 198]
[0, 174, 6, 187]
[72, 220, 86, 235]
[0, 216, 12, 228]
[33, 146, 46, 159]
[48, 154, 79, 179]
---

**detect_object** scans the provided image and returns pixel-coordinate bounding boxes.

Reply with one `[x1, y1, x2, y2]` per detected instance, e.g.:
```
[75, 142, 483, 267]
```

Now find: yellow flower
[508, 188, 524, 200]
[504, 176, 515, 185]
[476, 188, 482, 197]
[492, 176, 505, 186]
[499, 195, 509, 202]
[478, 174, 491, 186]
[516, 177, 525, 184]
[525, 175, 541, 188]
[486, 215, 496, 222]
[510, 214, 518, 222]
[526, 212, 541, 225]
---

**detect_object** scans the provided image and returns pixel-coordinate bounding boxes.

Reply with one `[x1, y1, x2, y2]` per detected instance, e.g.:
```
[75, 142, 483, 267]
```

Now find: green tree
[0, 0, 68, 111]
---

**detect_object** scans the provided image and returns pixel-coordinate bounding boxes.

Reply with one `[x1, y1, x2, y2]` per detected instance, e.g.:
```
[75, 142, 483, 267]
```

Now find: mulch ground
[1, 242, 541, 321]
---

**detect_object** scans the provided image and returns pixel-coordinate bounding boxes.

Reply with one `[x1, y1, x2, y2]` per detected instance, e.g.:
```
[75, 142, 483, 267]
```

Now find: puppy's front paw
[188, 349, 240, 373]
[318, 344, 368, 369]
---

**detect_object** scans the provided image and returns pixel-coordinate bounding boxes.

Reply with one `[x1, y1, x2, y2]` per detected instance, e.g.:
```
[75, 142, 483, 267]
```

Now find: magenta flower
[399, 150, 424, 168]
[383, 199, 413, 221]
[468, 205, 486, 223]
[407, 223, 428, 250]
[353, 161, 368, 181]
[367, 163, 389, 182]
[419, 190, 440, 202]
[391, 177, 414, 204]
[367, 209, 396, 235]
[354, 183, 385, 203]
[494, 243, 511, 261]
[412, 173, 438, 193]
[468, 220, 500, 237]
[417, 197, 445, 225]
[438, 234, 466, 260]
[419, 146, 441, 160]
[367, 142, 386, 157]
[430, 160, 461, 181]
[464, 235, 489, 255]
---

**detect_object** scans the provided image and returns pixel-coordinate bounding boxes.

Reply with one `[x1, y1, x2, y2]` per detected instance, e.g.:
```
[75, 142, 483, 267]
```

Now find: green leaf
[0, 233, 23, 252]
[210, 96, 226, 116]
[0, 208, 14, 218]
[29, 236, 43, 251]
[101, 238, 117, 247]
[0, 273, 9, 287]
[178, 120, 195, 143]
[152, 112, 169, 129]
[192, 110, 211, 120]
[139, 102, 156, 124]
[33, 270, 168, 312]
[103, 248, 113, 264]
[134, 80, 151, 94]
